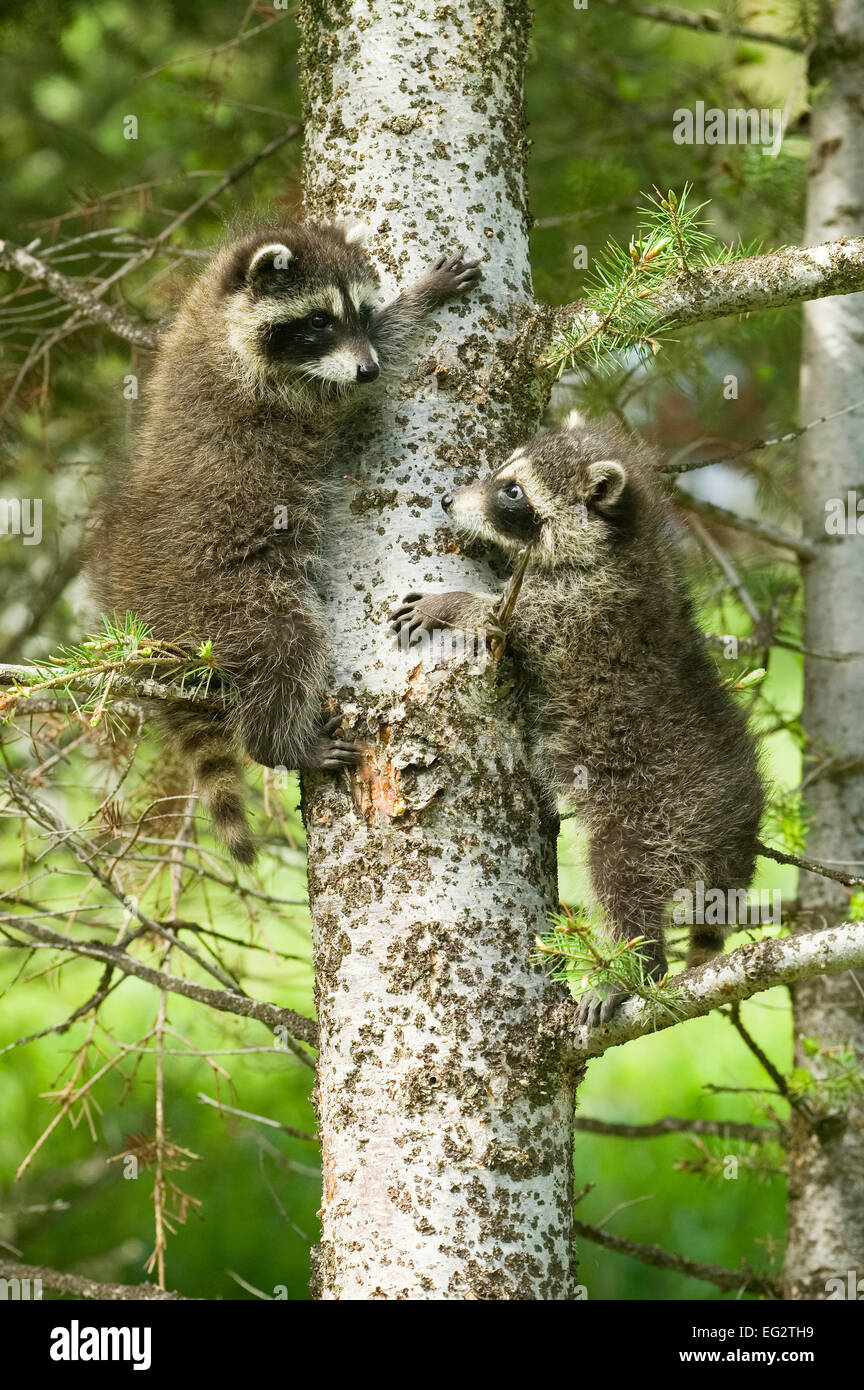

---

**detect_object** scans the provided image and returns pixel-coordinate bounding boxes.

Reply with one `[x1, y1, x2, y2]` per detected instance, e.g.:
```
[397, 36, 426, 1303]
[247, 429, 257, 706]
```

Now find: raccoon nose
[356, 362, 380, 383]
[441, 493, 453, 512]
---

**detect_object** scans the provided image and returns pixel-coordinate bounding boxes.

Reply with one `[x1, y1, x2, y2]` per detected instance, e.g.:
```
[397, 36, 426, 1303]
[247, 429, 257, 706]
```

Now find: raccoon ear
[587, 459, 628, 510]
[563, 409, 586, 432]
[334, 217, 370, 247]
[247, 242, 294, 284]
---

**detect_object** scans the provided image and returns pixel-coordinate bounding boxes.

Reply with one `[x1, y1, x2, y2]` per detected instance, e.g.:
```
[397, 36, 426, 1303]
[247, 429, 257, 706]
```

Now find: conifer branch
[547, 923, 864, 1060]
[542, 206, 864, 371]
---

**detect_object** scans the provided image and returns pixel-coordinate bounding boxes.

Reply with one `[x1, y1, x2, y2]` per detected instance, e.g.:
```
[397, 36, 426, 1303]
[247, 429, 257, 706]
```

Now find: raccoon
[90, 220, 481, 863]
[390, 414, 764, 1025]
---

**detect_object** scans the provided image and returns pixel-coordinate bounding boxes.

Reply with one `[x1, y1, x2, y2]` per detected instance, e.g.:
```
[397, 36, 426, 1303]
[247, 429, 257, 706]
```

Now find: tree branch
[550, 923, 864, 1061]
[1, 914, 318, 1049]
[672, 488, 815, 561]
[598, 0, 806, 51]
[571, 1218, 782, 1297]
[0, 661, 225, 711]
[0, 127, 301, 354]
[0, 240, 160, 348]
[572, 1115, 777, 1142]
[757, 838, 864, 887]
[546, 237, 864, 356]
[0, 1258, 195, 1301]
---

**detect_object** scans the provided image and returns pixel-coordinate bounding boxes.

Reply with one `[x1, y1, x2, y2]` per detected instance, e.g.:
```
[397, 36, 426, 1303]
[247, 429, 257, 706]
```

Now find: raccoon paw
[576, 986, 628, 1031]
[425, 251, 483, 302]
[389, 591, 500, 645]
[307, 714, 366, 771]
[389, 591, 448, 643]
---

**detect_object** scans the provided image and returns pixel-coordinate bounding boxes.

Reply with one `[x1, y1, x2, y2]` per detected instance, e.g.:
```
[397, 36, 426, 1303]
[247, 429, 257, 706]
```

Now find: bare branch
[662, 397, 864, 475]
[93, 125, 301, 295]
[598, 0, 806, 51]
[571, 1218, 782, 1297]
[0, 241, 160, 348]
[672, 489, 815, 562]
[0, 1258, 196, 1301]
[1, 914, 317, 1050]
[572, 1115, 777, 1142]
[197, 1092, 318, 1142]
[549, 923, 864, 1061]
[757, 838, 864, 887]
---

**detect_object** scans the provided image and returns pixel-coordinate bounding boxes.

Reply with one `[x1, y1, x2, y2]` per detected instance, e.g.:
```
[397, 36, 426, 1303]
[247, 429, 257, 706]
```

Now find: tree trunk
[298, 0, 580, 1300]
[786, 0, 864, 1299]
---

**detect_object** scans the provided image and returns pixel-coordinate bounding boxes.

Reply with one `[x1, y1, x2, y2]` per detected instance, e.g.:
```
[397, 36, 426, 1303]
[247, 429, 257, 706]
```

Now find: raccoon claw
[390, 592, 502, 649]
[426, 251, 483, 301]
[311, 715, 366, 771]
[576, 986, 627, 1030]
[389, 592, 446, 644]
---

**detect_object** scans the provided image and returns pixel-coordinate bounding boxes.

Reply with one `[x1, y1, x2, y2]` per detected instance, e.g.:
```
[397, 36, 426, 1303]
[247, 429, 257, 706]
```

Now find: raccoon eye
[308, 311, 329, 330]
[502, 483, 524, 501]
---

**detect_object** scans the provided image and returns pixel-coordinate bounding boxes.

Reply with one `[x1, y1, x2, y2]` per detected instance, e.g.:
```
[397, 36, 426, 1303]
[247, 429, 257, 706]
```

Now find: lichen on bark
[298, 0, 579, 1300]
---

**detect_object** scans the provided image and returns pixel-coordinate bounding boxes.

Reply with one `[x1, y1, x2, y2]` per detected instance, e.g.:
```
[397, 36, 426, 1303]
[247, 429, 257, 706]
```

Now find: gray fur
[391, 417, 764, 1024]
[89, 221, 481, 862]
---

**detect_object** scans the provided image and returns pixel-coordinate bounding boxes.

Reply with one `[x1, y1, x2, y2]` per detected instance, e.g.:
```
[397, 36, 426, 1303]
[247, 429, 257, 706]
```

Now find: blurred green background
[0, 0, 817, 1298]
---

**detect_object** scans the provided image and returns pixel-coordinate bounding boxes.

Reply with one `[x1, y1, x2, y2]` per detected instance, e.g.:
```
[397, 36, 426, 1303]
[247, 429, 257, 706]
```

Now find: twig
[572, 1115, 777, 1142]
[672, 488, 814, 562]
[1, 914, 317, 1053]
[662, 397, 864, 475]
[598, 0, 805, 51]
[687, 515, 762, 626]
[572, 1218, 782, 1297]
[197, 1092, 318, 1142]
[725, 1003, 813, 1123]
[0, 1258, 196, 1300]
[757, 838, 864, 887]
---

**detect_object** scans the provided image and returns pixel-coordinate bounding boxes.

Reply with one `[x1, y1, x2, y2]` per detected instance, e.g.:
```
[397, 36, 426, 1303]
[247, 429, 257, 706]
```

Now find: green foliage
[536, 909, 684, 1023]
[761, 786, 811, 856]
[790, 1037, 864, 1115]
[0, 0, 814, 1302]
[1, 612, 221, 726]
[545, 186, 757, 373]
[673, 1137, 786, 1184]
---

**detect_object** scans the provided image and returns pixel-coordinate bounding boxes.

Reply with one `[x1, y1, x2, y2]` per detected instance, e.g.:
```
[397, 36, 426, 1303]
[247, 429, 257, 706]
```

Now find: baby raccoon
[90, 219, 481, 862]
[391, 415, 764, 1025]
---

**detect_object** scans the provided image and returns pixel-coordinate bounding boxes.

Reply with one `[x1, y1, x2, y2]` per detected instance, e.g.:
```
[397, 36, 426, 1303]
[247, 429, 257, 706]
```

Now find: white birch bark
[786, 0, 864, 1299]
[298, 0, 579, 1300]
